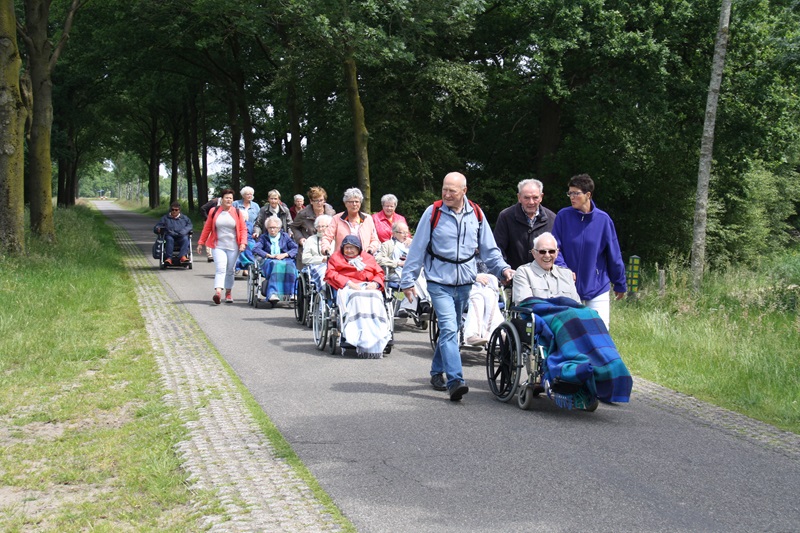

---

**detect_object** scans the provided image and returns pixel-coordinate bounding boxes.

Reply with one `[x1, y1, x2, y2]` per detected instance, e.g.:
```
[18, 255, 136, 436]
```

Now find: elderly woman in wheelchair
[253, 216, 299, 307]
[317, 235, 392, 358]
[294, 215, 333, 326]
[487, 232, 632, 411]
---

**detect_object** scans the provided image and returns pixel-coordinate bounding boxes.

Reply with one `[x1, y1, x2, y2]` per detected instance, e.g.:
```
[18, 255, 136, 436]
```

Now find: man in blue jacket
[552, 174, 626, 328]
[155, 202, 193, 264]
[400, 172, 513, 401]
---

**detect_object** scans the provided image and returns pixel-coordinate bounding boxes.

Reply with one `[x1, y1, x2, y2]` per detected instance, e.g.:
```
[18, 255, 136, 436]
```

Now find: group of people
[180, 170, 626, 402]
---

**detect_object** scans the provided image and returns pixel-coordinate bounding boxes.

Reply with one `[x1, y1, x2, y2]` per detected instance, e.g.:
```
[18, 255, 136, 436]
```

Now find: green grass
[0, 203, 355, 532]
[0, 206, 213, 531]
[614, 254, 800, 434]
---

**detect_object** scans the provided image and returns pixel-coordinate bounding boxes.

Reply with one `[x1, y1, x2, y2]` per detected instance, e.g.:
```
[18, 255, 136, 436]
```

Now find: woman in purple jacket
[552, 174, 626, 328]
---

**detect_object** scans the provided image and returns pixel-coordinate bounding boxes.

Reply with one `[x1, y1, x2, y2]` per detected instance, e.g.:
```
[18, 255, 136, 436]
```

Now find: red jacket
[324, 251, 385, 290]
[199, 205, 248, 249]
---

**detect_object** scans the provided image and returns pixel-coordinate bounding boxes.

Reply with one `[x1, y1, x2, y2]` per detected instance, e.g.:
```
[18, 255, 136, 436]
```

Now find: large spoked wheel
[294, 275, 306, 323]
[428, 309, 439, 351]
[312, 292, 328, 350]
[328, 308, 342, 355]
[486, 321, 522, 402]
[518, 344, 545, 410]
[305, 285, 316, 328]
[247, 267, 258, 307]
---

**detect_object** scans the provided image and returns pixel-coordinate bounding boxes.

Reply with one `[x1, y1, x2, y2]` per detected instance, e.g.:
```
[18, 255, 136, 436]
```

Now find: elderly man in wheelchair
[317, 235, 393, 358]
[487, 232, 632, 412]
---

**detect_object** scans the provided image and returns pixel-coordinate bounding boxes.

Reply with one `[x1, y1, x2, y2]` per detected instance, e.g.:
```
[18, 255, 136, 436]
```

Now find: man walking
[493, 179, 555, 270]
[400, 172, 513, 401]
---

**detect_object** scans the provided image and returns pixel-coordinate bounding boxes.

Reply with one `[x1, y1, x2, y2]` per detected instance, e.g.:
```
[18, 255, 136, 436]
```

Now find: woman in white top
[198, 188, 248, 304]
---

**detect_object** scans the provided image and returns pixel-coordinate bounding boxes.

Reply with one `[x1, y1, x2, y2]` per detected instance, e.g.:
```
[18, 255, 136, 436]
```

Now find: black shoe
[448, 381, 469, 402]
[419, 301, 432, 315]
[396, 309, 409, 319]
[429, 374, 447, 391]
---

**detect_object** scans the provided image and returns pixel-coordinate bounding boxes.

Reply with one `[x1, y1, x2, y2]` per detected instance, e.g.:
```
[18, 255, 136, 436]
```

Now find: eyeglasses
[311, 198, 326, 204]
[566, 191, 584, 197]
[170, 208, 180, 212]
[536, 249, 557, 255]
[345, 200, 361, 204]
[393, 230, 409, 235]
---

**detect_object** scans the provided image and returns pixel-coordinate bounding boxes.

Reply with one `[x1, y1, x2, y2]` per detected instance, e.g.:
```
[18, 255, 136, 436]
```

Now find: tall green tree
[17, 0, 85, 240]
[0, 0, 27, 254]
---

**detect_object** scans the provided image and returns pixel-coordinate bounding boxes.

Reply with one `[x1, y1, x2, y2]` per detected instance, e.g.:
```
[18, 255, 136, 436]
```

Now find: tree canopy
[3, 0, 798, 266]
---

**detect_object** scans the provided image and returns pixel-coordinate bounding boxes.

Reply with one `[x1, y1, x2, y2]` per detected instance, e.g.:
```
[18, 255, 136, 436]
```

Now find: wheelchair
[312, 284, 394, 358]
[384, 278, 431, 330]
[427, 285, 508, 351]
[154, 230, 193, 270]
[485, 307, 598, 412]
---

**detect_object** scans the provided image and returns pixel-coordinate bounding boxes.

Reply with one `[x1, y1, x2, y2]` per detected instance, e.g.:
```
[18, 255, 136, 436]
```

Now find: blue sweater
[552, 201, 626, 300]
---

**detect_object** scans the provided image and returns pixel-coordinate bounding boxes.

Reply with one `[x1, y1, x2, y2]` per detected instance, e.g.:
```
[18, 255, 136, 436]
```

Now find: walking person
[197, 188, 248, 304]
[552, 174, 626, 327]
[400, 172, 513, 401]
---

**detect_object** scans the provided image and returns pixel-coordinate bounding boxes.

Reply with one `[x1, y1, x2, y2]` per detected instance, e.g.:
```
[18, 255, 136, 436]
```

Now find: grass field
[614, 255, 800, 433]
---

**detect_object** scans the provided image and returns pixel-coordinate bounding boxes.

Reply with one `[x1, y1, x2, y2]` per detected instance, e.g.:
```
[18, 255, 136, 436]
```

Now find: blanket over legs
[519, 297, 633, 403]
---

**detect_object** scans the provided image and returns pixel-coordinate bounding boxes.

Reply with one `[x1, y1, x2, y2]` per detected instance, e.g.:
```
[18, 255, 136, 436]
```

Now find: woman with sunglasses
[512, 232, 579, 304]
[551, 174, 626, 327]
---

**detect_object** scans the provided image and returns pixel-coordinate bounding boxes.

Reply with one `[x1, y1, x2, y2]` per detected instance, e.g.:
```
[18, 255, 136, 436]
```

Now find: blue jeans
[427, 281, 471, 388]
[165, 234, 189, 258]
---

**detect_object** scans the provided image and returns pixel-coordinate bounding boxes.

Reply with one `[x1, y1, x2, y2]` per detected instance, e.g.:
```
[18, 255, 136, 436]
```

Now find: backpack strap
[426, 199, 484, 264]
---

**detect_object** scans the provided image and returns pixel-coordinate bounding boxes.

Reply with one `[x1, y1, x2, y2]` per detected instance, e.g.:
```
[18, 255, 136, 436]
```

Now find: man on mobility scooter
[154, 202, 193, 269]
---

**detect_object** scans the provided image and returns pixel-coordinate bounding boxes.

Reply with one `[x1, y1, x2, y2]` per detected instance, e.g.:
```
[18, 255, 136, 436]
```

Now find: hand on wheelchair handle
[402, 287, 416, 303]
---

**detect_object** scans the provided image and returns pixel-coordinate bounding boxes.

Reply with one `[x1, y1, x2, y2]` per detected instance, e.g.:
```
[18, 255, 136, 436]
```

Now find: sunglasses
[170, 208, 180, 212]
[536, 249, 557, 255]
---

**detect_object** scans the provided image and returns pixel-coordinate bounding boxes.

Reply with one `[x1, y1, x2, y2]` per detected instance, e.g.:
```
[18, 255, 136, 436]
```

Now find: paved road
[99, 201, 799, 532]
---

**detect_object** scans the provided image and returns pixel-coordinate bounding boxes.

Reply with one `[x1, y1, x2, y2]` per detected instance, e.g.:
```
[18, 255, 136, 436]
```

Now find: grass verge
[0, 206, 214, 531]
[614, 254, 800, 434]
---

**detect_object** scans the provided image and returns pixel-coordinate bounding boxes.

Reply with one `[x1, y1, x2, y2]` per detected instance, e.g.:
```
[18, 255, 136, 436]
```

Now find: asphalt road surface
[98, 201, 799, 533]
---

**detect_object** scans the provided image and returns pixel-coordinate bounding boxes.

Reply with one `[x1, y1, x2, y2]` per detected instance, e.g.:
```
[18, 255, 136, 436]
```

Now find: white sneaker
[465, 335, 488, 347]
[268, 293, 279, 302]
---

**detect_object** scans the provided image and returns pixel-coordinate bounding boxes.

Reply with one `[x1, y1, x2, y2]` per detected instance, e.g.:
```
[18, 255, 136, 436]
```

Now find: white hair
[518, 179, 544, 194]
[381, 194, 398, 206]
[240, 186, 254, 196]
[532, 231, 557, 250]
[294, 194, 304, 201]
[314, 214, 333, 229]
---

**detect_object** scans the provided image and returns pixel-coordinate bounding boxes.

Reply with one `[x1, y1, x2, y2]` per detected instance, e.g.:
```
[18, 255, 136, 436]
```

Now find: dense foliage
[48, 0, 800, 265]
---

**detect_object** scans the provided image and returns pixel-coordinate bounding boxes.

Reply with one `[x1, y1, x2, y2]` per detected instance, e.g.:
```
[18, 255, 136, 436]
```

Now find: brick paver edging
[111, 222, 343, 532]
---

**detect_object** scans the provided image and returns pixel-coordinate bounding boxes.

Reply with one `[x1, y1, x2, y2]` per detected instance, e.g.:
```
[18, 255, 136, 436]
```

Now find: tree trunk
[287, 77, 304, 195]
[190, 84, 206, 206]
[24, 0, 56, 239]
[183, 102, 194, 211]
[0, 0, 27, 254]
[57, 156, 67, 206]
[226, 92, 241, 196]
[691, 0, 732, 292]
[169, 115, 180, 203]
[344, 55, 370, 211]
[235, 75, 255, 190]
[148, 113, 161, 209]
[536, 95, 562, 189]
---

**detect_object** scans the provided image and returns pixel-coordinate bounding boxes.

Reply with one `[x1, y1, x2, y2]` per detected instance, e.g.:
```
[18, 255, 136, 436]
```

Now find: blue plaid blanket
[261, 259, 298, 298]
[518, 297, 632, 403]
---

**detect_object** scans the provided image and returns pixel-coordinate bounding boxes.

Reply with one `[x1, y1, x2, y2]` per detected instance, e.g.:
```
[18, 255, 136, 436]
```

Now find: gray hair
[381, 194, 398, 206]
[391, 220, 409, 232]
[268, 189, 281, 199]
[240, 186, 254, 196]
[532, 231, 557, 250]
[294, 194, 304, 202]
[265, 216, 283, 229]
[314, 214, 333, 230]
[342, 188, 363, 203]
[517, 179, 544, 194]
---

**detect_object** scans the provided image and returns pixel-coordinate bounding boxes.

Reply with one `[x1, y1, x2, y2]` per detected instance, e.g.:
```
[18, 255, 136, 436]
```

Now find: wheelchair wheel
[517, 384, 536, 410]
[486, 321, 522, 402]
[428, 309, 439, 351]
[294, 275, 306, 323]
[247, 267, 258, 307]
[304, 286, 316, 328]
[312, 292, 328, 350]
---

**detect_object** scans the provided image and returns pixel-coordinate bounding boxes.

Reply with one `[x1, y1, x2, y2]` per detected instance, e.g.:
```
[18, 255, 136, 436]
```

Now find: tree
[17, 0, 85, 240]
[691, 0, 733, 291]
[0, 0, 27, 254]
